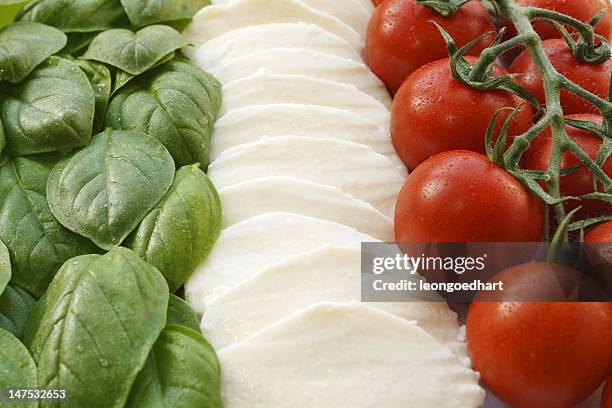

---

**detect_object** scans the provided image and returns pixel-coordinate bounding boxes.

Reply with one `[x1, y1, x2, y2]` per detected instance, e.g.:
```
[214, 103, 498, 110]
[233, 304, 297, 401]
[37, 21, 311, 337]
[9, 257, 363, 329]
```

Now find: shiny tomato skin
[516, 0, 612, 42]
[394, 150, 544, 242]
[603, 376, 612, 408]
[391, 57, 533, 170]
[365, 0, 494, 93]
[510, 39, 612, 115]
[468, 278, 612, 408]
[586, 221, 612, 243]
[468, 262, 612, 408]
[521, 114, 612, 218]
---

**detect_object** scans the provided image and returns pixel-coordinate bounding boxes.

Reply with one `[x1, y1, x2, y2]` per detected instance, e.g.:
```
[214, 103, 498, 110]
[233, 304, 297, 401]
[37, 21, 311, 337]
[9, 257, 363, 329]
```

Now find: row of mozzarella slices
[184, 0, 486, 406]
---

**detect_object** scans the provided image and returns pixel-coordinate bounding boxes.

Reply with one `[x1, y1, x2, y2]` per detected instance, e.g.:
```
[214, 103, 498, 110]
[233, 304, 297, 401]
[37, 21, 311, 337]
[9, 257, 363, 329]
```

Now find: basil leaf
[166, 294, 200, 332]
[0, 239, 9, 296]
[120, 0, 210, 28]
[83, 25, 188, 76]
[61, 31, 98, 56]
[126, 325, 222, 408]
[74, 59, 111, 133]
[0, 156, 99, 296]
[0, 56, 95, 155]
[30, 247, 169, 408]
[106, 60, 222, 168]
[22, 289, 47, 350]
[0, 284, 35, 340]
[127, 164, 221, 292]
[0, 21, 66, 83]
[111, 51, 175, 96]
[16, 0, 127, 33]
[0, 328, 37, 408]
[47, 129, 175, 250]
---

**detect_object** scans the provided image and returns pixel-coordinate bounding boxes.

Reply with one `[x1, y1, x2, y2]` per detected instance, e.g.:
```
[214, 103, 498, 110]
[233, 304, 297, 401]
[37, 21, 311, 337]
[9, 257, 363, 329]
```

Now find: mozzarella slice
[211, 104, 401, 166]
[185, 212, 377, 314]
[208, 136, 404, 218]
[207, 49, 391, 107]
[192, 23, 362, 68]
[218, 302, 485, 408]
[184, 0, 362, 52]
[202, 247, 467, 358]
[221, 72, 389, 131]
[219, 176, 393, 240]
[210, 0, 371, 35]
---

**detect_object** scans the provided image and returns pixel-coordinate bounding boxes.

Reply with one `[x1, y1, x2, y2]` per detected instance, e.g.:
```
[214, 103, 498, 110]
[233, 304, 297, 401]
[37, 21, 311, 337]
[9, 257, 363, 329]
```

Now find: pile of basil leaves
[0, 1, 224, 407]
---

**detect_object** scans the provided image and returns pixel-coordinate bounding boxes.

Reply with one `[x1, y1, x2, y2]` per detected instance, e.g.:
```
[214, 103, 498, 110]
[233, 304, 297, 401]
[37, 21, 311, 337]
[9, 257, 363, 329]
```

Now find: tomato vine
[419, 0, 612, 241]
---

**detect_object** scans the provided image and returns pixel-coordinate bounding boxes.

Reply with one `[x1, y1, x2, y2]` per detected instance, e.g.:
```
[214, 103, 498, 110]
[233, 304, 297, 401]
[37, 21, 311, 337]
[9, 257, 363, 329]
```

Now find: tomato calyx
[527, 7, 611, 64]
[415, 0, 470, 17]
[433, 22, 541, 108]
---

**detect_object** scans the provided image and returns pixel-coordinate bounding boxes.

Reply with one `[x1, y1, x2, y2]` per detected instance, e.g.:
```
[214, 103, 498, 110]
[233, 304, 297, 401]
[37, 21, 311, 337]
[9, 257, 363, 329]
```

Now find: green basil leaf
[74, 59, 112, 134]
[0, 21, 66, 83]
[120, 0, 210, 28]
[30, 247, 168, 408]
[22, 289, 47, 350]
[61, 31, 98, 56]
[0, 239, 10, 296]
[0, 1, 29, 29]
[0, 156, 99, 296]
[166, 294, 200, 332]
[16, 0, 127, 33]
[47, 129, 175, 250]
[0, 328, 37, 408]
[0, 118, 5, 155]
[0, 284, 35, 340]
[111, 51, 175, 96]
[106, 60, 222, 168]
[0, 56, 95, 155]
[127, 164, 221, 292]
[83, 25, 188, 76]
[126, 325, 221, 408]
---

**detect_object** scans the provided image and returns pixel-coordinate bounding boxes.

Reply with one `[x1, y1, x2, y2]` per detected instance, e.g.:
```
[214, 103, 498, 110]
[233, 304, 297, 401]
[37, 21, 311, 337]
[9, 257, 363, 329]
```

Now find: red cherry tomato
[510, 39, 612, 115]
[394, 150, 544, 242]
[603, 375, 612, 408]
[372, 0, 383, 5]
[521, 114, 612, 218]
[586, 221, 612, 243]
[365, 0, 494, 93]
[517, 0, 612, 42]
[468, 263, 612, 408]
[391, 56, 533, 170]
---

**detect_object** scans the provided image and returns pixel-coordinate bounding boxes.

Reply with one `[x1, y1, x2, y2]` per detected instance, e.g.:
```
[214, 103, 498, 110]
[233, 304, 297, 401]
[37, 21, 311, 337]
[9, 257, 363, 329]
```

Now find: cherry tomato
[365, 0, 494, 93]
[391, 56, 533, 170]
[603, 375, 612, 408]
[586, 221, 612, 243]
[394, 150, 544, 242]
[521, 114, 612, 218]
[468, 263, 612, 408]
[510, 39, 612, 115]
[372, 0, 383, 5]
[517, 0, 612, 42]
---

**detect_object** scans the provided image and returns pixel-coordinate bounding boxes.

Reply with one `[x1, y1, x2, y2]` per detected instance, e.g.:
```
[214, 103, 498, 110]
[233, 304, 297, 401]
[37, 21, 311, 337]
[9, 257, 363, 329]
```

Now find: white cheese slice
[219, 176, 394, 240]
[192, 23, 362, 68]
[207, 48, 391, 107]
[208, 136, 404, 218]
[210, 0, 371, 35]
[185, 212, 378, 314]
[221, 72, 389, 133]
[183, 0, 362, 53]
[211, 104, 401, 167]
[218, 302, 486, 408]
[202, 246, 468, 361]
